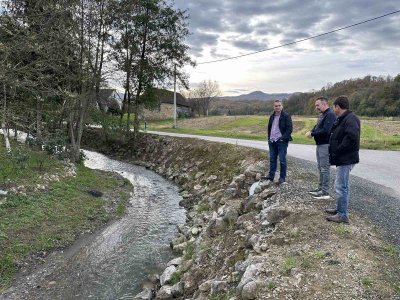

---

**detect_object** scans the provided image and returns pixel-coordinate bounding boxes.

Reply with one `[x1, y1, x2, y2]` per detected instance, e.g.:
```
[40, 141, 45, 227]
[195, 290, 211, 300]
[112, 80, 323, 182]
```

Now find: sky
[172, 0, 400, 96]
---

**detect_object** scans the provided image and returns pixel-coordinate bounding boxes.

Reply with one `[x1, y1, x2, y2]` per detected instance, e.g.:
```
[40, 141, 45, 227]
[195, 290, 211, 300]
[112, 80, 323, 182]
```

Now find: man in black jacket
[266, 100, 293, 184]
[326, 96, 360, 223]
[306, 97, 336, 199]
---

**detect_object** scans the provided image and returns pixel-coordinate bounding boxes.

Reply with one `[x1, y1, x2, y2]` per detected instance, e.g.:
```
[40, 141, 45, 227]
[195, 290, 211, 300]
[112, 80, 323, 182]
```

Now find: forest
[210, 75, 400, 117]
[284, 75, 400, 117]
[0, 0, 192, 160]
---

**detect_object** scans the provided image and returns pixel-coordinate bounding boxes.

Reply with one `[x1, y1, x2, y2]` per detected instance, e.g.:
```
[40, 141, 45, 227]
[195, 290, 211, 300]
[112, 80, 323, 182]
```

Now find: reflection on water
[1, 150, 185, 300]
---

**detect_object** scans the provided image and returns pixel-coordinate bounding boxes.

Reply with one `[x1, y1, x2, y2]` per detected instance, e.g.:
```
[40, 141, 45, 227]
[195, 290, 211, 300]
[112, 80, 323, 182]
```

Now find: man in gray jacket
[306, 97, 336, 199]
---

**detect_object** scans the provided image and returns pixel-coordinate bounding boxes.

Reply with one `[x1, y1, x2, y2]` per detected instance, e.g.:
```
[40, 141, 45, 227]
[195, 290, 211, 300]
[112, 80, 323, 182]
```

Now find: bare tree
[195, 80, 220, 116]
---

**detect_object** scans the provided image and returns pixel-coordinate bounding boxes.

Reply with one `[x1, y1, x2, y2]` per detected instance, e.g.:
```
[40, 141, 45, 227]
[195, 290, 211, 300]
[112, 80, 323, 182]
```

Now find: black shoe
[311, 191, 331, 200]
[309, 188, 321, 195]
[278, 178, 286, 185]
[326, 214, 349, 224]
[261, 176, 274, 181]
[325, 208, 337, 215]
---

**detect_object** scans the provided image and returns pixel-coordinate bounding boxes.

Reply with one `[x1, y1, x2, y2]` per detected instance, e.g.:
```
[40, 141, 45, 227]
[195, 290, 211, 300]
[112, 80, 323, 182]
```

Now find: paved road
[147, 131, 400, 198]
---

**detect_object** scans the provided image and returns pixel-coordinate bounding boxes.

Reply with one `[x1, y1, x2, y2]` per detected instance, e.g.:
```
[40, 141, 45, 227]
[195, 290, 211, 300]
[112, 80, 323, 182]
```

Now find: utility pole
[173, 64, 177, 128]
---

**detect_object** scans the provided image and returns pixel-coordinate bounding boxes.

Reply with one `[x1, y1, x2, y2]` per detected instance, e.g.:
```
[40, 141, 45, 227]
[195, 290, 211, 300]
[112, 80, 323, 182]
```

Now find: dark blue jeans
[268, 140, 288, 180]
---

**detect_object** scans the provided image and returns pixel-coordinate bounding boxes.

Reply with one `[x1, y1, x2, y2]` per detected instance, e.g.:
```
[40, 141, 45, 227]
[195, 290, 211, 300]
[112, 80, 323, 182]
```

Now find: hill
[220, 91, 292, 101]
[284, 74, 400, 117]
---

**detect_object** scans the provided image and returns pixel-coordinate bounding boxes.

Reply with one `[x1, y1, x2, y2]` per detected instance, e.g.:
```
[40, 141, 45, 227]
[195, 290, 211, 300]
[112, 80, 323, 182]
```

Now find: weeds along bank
[0, 142, 132, 292]
[83, 129, 400, 300]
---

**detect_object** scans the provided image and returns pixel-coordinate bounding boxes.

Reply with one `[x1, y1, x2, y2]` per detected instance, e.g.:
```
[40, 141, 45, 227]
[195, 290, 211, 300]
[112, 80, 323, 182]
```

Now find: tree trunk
[2, 84, 11, 152]
[36, 97, 43, 141]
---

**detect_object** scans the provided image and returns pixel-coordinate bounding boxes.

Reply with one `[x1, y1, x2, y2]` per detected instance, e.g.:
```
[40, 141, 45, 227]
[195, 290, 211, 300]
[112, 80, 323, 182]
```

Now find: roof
[97, 89, 115, 106]
[155, 88, 192, 108]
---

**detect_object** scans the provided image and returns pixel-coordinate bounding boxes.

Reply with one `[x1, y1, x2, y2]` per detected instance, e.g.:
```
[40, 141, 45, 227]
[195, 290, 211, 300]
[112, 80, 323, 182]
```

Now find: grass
[145, 115, 400, 150]
[196, 200, 210, 213]
[383, 243, 399, 257]
[333, 224, 352, 236]
[0, 144, 131, 291]
[362, 277, 373, 288]
[183, 242, 195, 260]
[282, 256, 297, 275]
[227, 249, 246, 267]
[165, 271, 182, 285]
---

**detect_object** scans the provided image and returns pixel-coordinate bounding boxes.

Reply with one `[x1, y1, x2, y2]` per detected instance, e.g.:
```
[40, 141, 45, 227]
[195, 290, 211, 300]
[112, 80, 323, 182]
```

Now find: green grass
[145, 115, 400, 150]
[183, 242, 195, 260]
[383, 243, 399, 257]
[333, 224, 352, 236]
[165, 271, 182, 285]
[0, 145, 131, 291]
[282, 256, 297, 275]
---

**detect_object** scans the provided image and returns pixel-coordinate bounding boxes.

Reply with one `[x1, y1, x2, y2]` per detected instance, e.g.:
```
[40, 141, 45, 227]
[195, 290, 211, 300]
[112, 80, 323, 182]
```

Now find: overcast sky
[172, 0, 400, 96]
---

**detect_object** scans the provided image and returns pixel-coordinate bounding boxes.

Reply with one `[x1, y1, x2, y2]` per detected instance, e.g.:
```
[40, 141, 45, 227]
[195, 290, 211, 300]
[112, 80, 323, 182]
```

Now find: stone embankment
[83, 129, 400, 300]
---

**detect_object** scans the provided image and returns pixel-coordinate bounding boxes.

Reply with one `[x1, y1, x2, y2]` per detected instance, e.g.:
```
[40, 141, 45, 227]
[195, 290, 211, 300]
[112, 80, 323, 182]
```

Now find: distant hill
[284, 74, 400, 116]
[220, 91, 292, 101]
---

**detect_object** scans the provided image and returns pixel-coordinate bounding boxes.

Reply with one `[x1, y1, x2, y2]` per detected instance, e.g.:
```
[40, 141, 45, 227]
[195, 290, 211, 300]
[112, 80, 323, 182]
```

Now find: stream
[1, 150, 185, 300]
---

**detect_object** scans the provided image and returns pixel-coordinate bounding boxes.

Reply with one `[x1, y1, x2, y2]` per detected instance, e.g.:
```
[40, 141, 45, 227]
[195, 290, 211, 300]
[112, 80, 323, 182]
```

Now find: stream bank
[1, 150, 185, 299]
[84, 129, 400, 300]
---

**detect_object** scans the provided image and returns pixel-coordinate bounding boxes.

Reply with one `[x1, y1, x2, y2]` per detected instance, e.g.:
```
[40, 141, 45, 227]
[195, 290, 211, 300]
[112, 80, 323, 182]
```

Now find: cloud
[176, 0, 400, 59]
[231, 37, 268, 51]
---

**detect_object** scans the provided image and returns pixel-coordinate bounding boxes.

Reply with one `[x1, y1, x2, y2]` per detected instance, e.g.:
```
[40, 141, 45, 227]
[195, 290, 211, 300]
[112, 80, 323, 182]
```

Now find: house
[96, 89, 123, 113]
[143, 89, 193, 120]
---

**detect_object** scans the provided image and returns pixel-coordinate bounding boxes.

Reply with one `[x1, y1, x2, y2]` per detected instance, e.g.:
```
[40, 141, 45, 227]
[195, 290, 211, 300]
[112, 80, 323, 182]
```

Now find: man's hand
[305, 131, 312, 138]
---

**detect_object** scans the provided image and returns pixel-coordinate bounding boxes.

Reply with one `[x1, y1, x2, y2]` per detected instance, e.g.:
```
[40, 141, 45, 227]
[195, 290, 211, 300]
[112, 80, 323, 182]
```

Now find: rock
[195, 172, 205, 179]
[198, 280, 212, 293]
[156, 285, 173, 299]
[206, 175, 218, 183]
[171, 282, 184, 297]
[180, 191, 192, 198]
[172, 242, 187, 254]
[167, 257, 182, 267]
[231, 174, 246, 188]
[194, 184, 203, 190]
[160, 265, 177, 286]
[225, 186, 239, 197]
[262, 207, 290, 224]
[211, 280, 228, 295]
[259, 188, 277, 199]
[182, 272, 197, 294]
[181, 259, 193, 272]
[0, 190, 7, 196]
[134, 288, 152, 300]
[241, 281, 258, 300]
[191, 227, 200, 236]
[222, 207, 239, 225]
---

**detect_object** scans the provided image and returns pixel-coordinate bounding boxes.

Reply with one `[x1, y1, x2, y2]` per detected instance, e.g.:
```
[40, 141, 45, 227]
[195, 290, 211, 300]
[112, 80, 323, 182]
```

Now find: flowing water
[1, 150, 185, 300]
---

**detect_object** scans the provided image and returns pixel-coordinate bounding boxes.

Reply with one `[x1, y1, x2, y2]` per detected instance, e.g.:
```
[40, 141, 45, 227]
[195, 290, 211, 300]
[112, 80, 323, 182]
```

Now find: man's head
[273, 100, 283, 114]
[333, 96, 349, 115]
[315, 96, 329, 113]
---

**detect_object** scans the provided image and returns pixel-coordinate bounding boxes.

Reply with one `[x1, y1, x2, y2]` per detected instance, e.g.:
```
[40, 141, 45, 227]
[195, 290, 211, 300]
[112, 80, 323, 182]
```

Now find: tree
[195, 80, 220, 116]
[112, 0, 193, 151]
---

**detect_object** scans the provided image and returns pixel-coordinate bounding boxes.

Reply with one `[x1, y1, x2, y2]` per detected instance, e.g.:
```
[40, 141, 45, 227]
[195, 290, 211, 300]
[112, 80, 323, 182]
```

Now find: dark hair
[333, 96, 349, 109]
[316, 96, 328, 103]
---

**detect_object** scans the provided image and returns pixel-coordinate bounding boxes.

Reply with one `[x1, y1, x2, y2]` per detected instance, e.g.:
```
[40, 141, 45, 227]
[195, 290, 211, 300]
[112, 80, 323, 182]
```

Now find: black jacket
[267, 111, 293, 142]
[311, 108, 336, 145]
[329, 110, 360, 166]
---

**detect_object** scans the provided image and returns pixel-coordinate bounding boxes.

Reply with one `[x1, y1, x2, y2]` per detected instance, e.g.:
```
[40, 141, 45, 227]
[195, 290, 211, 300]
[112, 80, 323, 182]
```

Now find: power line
[197, 9, 400, 65]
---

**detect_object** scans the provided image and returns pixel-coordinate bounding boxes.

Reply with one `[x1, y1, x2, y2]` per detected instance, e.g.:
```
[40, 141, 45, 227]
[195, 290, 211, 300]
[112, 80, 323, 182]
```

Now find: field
[145, 115, 400, 150]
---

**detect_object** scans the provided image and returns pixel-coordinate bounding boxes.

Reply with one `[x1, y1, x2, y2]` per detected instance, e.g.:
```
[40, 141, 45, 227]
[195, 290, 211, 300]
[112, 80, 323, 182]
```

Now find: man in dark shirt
[306, 97, 336, 199]
[266, 100, 293, 184]
[325, 96, 360, 223]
